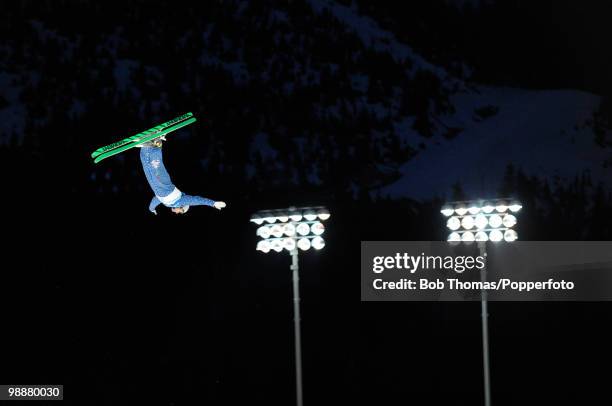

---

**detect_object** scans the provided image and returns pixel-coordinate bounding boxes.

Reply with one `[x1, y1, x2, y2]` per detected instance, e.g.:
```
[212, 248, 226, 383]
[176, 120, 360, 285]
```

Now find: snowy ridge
[380, 86, 608, 199]
[1, 0, 610, 201]
[301, 3, 611, 199]
[308, 0, 453, 83]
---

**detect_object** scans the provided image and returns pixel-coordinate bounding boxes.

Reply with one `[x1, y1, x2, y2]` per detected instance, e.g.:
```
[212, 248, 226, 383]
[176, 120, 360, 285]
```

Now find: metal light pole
[478, 241, 491, 406]
[251, 206, 330, 406]
[290, 248, 303, 406]
[441, 199, 522, 406]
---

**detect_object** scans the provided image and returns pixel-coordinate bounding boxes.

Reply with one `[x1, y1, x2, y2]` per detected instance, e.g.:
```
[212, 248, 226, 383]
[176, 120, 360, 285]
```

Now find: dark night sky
[361, 0, 612, 94]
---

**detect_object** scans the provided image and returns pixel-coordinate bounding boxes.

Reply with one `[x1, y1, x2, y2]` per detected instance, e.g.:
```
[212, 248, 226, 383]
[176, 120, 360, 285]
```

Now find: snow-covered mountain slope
[308, 1, 610, 199]
[1, 0, 610, 200]
[308, 0, 454, 82]
[380, 86, 610, 199]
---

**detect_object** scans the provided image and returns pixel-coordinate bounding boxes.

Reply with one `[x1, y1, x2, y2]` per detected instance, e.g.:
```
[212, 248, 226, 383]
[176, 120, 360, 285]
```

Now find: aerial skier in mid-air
[138, 137, 226, 215]
[91, 112, 226, 214]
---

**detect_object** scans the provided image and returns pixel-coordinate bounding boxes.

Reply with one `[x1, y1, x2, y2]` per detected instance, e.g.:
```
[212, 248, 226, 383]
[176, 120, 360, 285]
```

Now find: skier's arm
[149, 196, 162, 214]
[175, 194, 216, 208]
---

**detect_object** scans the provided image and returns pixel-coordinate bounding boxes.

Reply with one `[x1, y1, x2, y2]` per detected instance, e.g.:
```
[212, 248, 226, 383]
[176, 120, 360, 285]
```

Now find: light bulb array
[251, 206, 330, 253]
[441, 199, 521, 243]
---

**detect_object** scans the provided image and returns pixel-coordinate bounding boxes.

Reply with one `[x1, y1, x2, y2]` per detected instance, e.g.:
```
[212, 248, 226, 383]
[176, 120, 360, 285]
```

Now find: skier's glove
[214, 201, 227, 210]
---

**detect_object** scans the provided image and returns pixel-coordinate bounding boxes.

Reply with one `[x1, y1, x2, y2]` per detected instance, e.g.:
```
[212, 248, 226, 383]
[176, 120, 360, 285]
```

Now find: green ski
[93, 116, 197, 164]
[91, 112, 194, 159]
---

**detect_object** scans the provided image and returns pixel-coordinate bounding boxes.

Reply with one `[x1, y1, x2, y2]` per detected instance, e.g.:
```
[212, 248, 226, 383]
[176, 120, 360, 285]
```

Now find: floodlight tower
[441, 199, 522, 406]
[250, 206, 331, 406]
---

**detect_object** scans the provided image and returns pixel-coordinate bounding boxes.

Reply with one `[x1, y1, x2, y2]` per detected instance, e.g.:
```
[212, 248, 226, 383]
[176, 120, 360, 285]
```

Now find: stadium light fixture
[441, 198, 522, 406]
[441, 199, 522, 244]
[250, 205, 330, 406]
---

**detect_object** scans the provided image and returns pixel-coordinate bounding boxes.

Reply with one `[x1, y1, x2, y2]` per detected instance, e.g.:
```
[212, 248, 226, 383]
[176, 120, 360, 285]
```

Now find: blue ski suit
[140, 146, 215, 214]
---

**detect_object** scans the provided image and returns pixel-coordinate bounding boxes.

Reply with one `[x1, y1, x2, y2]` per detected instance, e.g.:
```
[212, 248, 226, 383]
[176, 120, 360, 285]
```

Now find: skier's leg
[140, 147, 156, 183]
[148, 147, 173, 185]
[139, 146, 175, 196]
